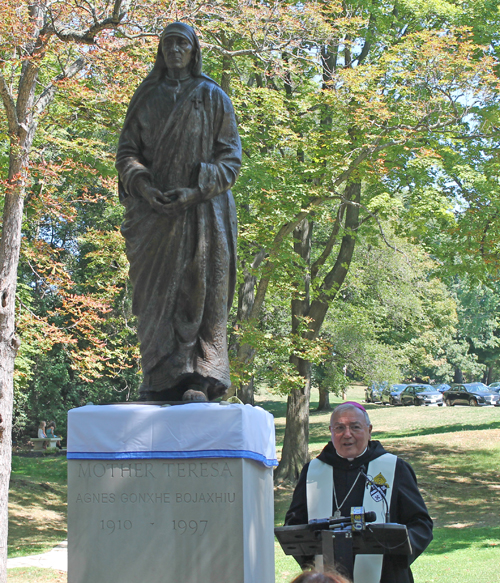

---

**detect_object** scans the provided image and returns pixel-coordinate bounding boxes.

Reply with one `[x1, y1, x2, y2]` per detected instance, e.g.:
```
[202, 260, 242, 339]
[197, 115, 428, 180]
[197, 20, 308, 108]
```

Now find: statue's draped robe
[116, 75, 241, 394]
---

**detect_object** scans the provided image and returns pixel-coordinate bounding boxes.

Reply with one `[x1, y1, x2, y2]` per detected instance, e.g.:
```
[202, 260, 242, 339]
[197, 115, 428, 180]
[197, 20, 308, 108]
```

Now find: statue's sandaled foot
[182, 389, 208, 402]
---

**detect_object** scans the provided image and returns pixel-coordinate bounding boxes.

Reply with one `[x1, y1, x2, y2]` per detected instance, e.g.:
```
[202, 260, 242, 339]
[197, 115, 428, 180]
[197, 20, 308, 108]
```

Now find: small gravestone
[67, 403, 276, 583]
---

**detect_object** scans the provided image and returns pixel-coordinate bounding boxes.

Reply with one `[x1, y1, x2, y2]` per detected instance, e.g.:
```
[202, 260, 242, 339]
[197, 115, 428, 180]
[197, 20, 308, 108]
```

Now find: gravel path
[7, 541, 67, 572]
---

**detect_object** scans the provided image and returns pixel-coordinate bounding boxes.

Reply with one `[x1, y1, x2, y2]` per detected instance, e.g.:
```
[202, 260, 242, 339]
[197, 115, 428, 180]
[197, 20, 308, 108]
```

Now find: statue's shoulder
[198, 75, 231, 100]
[198, 74, 220, 88]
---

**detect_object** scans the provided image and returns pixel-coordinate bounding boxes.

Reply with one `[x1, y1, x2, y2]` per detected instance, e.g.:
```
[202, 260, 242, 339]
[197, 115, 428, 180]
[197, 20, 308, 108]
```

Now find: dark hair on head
[47, 421, 55, 428]
[289, 570, 351, 583]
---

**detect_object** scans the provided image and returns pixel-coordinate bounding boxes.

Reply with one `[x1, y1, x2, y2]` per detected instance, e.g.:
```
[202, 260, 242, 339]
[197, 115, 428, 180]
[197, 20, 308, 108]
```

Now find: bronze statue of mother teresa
[116, 22, 241, 402]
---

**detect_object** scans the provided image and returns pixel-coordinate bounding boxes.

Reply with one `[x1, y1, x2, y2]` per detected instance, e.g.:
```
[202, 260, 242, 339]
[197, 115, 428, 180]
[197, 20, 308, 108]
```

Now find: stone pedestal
[67, 403, 276, 583]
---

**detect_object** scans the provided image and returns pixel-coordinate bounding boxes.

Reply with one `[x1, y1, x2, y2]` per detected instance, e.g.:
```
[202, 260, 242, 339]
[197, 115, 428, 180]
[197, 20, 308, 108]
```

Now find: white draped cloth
[67, 403, 277, 468]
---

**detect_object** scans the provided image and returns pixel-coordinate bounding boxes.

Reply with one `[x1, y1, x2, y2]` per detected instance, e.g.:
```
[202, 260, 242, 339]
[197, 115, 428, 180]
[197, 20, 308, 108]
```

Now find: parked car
[488, 381, 500, 394]
[365, 381, 388, 403]
[432, 383, 451, 393]
[400, 384, 444, 406]
[443, 383, 500, 407]
[467, 382, 490, 391]
[380, 384, 408, 406]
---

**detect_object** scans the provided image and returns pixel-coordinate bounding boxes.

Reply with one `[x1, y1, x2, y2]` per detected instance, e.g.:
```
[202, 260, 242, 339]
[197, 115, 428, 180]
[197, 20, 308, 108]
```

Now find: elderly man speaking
[285, 402, 433, 583]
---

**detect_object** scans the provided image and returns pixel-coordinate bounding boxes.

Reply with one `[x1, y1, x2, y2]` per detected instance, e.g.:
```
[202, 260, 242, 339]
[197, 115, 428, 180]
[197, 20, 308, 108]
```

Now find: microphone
[308, 508, 377, 531]
[351, 506, 376, 531]
[359, 465, 390, 523]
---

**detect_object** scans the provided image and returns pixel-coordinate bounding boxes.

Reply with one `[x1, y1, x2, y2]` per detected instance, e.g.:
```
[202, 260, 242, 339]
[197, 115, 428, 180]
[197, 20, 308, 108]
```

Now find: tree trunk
[236, 262, 257, 404]
[275, 359, 312, 483]
[231, 342, 256, 404]
[238, 376, 254, 405]
[307, 183, 361, 337]
[276, 185, 360, 483]
[454, 368, 463, 383]
[0, 183, 25, 580]
[317, 387, 331, 411]
[275, 219, 312, 483]
[0, 90, 34, 576]
[483, 365, 495, 386]
[220, 36, 234, 95]
[0, 341, 17, 581]
[232, 250, 265, 404]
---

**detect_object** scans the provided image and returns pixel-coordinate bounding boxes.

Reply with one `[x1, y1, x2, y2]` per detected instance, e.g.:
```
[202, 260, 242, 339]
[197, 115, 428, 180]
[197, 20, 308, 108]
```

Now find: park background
[2, 0, 500, 581]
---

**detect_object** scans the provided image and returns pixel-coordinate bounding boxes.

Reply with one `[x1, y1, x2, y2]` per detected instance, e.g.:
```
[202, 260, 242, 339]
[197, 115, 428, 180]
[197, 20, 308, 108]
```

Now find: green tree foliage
[10, 57, 145, 437]
[214, 0, 499, 481]
[450, 277, 500, 383]
[315, 231, 459, 387]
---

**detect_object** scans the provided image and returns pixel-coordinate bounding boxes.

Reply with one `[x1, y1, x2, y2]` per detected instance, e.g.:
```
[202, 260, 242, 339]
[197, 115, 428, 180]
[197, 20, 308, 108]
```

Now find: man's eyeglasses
[330, 423, 365, 435]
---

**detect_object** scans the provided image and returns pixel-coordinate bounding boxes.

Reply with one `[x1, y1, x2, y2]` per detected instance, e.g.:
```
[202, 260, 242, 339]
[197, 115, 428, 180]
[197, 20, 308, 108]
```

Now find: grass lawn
[9, 456, 67, 559]
[7, 567, 66, 583]
[8, 385, 500, 582]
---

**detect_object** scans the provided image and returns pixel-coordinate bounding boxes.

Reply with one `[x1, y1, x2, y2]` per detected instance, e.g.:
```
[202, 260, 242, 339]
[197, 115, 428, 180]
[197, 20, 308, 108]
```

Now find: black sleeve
[391, 458, 433, 568]
[284, 463, 309, 525]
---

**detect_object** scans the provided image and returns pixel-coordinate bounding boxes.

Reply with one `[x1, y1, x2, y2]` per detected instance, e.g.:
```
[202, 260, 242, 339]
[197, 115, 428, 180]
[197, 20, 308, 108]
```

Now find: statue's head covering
[120, 22, 213, 137]
[149, 21, 203, 78]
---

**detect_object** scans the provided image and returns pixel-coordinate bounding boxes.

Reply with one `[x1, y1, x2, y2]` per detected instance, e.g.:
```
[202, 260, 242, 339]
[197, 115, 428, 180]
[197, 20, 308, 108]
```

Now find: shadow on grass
[9, 478, 66, 514]
[374, 421, 500, 441]
[8, 475, 67, 557]
[258, 398, 289, 421]
[386, 442, 500, 528]
[258, 399, 291, 447]
[426, 526, 500, 555]
[273, 410, 332, 449]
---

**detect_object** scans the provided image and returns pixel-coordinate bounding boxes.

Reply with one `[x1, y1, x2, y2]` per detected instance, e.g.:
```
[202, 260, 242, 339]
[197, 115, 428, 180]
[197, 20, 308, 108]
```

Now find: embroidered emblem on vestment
[368, 472, 390, 502]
